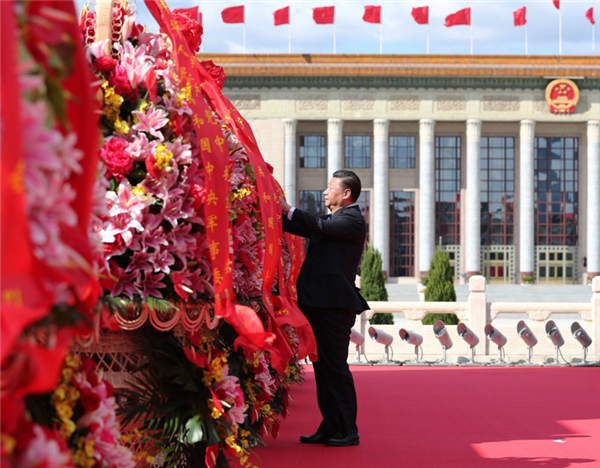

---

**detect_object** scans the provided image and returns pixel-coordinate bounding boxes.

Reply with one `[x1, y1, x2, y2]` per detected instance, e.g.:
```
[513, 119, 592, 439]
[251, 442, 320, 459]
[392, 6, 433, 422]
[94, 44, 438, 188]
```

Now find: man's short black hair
[332, 170, 362, 203]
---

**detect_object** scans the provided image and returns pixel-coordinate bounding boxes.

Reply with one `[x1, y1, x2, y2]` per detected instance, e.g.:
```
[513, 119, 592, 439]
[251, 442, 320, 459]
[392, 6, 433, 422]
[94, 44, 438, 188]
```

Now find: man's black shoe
[325, 433, 360, 447]
[299, 432, 330, 444]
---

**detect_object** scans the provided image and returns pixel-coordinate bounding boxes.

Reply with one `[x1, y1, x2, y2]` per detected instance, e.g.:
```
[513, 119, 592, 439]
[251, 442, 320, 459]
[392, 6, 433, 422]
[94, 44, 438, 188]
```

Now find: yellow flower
[67, 386, 80, 402]
[154, 144, 173, 171]
[84, 439, 95, 457]
[53, 385, 67, 402]
[177, 84, 192, 106]
[115, 117, 130, 134]
[59, 419, 76, 439]
[132, 184, 148, 198]
[55, 402, 74, 421]
[1, 433, 16, 454]
[210, 405, 222, 419]
[61, 367, 74, 381]
[65, 354, 80, 369]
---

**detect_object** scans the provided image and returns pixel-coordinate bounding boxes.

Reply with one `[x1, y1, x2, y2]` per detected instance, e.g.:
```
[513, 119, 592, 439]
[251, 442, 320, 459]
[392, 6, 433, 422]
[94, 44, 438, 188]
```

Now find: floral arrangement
[118, 325, 302, 468]
[1, 354, 134, 468]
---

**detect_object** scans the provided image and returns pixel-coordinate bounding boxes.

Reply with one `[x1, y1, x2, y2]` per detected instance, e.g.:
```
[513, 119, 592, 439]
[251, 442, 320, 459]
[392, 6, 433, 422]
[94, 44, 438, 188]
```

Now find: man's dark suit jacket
[283, 204, 369, 314]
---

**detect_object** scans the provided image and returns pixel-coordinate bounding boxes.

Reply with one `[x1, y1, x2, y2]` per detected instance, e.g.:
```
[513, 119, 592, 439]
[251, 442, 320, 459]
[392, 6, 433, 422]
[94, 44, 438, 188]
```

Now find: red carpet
[242, 366, 600, 468]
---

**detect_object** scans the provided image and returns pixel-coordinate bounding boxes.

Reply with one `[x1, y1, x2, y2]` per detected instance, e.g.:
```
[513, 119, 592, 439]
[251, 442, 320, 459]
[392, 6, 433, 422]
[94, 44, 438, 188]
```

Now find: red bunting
[411, 6, 429, 25]
[445, 7, 471, 27]
[273, 6, 289, 26]
[313, 6, 334, 24]
[363, 5, 381, 24]
[553, 0, 560, 10]
[586, 7, 595, 25]
[513, 6, 526, 26]
[222, 5, 244, 24]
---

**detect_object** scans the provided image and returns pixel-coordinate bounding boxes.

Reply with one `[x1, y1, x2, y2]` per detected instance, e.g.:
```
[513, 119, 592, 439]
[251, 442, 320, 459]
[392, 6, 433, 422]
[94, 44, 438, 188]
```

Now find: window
[344, 135, 371, 168]
[390, 136, 416, 169]
[299, 135, 326, 168]
[299, 191, 326, 217]
[389, 191, 415, 277]
[534, 137, 579, 246]
[435, 136, 461, 245]
[480, 137, 515, 245]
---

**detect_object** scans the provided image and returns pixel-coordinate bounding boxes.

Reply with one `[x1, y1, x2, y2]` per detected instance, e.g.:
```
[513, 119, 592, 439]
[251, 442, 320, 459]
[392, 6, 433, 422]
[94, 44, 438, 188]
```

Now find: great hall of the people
[206, 54, 600, 285]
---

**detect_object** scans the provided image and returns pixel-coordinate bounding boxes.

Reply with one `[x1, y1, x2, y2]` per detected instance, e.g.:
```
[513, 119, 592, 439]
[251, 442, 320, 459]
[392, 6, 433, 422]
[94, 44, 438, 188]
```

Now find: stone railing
[353, 276, 600, 364]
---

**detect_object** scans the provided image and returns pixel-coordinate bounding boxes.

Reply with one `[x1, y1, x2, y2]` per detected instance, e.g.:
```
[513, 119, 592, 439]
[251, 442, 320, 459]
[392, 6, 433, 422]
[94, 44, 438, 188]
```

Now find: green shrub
[422, 245, 458, 325]
[521, 275, 534, 284]
[360, 246, 392, 324]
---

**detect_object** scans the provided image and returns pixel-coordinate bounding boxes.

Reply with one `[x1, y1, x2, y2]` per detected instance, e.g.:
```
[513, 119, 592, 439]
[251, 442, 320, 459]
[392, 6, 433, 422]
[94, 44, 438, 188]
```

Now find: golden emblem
[545, 79, 579, 114]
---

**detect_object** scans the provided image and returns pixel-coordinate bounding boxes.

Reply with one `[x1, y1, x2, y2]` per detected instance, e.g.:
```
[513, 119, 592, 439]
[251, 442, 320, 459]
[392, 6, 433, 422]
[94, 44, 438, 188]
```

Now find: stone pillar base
[588, 272, 599, 282]
[466, 271, 481, 280]
[520, 272, 535, 283]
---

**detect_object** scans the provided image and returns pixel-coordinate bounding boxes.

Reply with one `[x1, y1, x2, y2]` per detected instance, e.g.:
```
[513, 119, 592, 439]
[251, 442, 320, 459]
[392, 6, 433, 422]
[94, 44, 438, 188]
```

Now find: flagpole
[525, 3, 528, 55]
[379, 23, 383, 54]
[288, 24, 291, 53]
[333, 22, 336, 54]
[559, 6, 562, 55]
[243, 23, 246, 54]
[427, 23, 430, 54]
[470, 3, 473, 55]
[593, 20, 596, 54]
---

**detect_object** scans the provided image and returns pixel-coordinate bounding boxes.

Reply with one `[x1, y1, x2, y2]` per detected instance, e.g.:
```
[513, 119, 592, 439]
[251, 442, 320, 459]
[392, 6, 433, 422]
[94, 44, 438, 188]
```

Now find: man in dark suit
[280, 170, 368, 447]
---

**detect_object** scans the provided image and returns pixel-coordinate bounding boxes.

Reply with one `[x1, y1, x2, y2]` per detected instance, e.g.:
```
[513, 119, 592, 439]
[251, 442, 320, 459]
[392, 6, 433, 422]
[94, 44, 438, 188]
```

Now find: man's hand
[280, 196, 291, 215]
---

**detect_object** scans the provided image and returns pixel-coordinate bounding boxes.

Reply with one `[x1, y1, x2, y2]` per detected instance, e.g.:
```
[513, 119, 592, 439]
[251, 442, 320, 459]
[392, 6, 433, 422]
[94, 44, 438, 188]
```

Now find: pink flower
[132, 106, 169, 141]
[108, 64, 133, 96]
[100, 138, 133, 181]
[17, 424, 73, 468]
[140, 272, 166, 299]
[213, 372, 247, 425]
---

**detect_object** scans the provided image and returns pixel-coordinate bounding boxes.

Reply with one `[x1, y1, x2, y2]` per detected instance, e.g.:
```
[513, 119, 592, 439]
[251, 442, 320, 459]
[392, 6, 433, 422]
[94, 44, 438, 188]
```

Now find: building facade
[207, 54, 600, 284]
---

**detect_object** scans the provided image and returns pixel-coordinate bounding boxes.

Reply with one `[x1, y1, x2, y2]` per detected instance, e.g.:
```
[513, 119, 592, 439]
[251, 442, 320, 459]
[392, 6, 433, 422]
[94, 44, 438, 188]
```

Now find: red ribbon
[146, 0, 275, 352]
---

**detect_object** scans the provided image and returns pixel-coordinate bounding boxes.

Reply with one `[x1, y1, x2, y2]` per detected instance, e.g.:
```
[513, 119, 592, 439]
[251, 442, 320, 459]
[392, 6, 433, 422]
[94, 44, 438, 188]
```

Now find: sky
[77, 0, 599, 55]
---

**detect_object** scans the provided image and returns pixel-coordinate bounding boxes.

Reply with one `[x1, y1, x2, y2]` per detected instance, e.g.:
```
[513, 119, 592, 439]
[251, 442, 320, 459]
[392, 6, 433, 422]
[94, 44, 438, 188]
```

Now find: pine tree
[360, 246, 392, 325]
[422, 244, 459, 325]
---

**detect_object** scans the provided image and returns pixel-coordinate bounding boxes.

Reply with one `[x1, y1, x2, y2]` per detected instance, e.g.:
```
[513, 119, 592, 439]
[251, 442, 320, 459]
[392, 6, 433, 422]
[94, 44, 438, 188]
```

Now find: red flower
[200, 60, 226, 90]
[190, 184, 207, 210]
[94, 56, 118, 73]
[108, 64, 133, 96]
[80, 387, 101, 411]
[100, 138, 133, 181]
[80, 356, 99, 387]
[166, 12, 203, 53]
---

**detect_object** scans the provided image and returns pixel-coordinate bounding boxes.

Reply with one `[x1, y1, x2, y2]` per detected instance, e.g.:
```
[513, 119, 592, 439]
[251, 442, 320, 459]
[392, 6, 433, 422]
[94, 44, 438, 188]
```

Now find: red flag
[273, 6, 289, 25]
[586, 7, 595, 25]
[513, 6, 526, 26]
[553, 0, 560, 10]
[411, 6, 429, 25]
[445, 7, 471, 27]
[222, 5, 244, 24]
[174, 6, 200, 23]
[313, 6, 334, 24]
[363, 5, 381, 24]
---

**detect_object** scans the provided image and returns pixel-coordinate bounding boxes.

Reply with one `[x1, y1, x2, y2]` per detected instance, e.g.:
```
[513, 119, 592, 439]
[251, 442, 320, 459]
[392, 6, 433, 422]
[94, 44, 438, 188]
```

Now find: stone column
[519, 120, 536, 281]
[373, 119, 390, 274]
[418, 119, 436, 277]
[466, 119, 482, 279]
[283, 118, 297, 206]
[327, 118, 343, 177]
[587, 121, 600, 280]
[467, 275, 488, 356]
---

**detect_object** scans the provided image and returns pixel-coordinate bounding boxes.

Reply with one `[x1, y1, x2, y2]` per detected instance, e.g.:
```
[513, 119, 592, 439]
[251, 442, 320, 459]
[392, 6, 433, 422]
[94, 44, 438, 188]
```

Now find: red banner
[0, 0, 52, 366]
[513, 6, 526, 26]
[363, 5, 381, 24]
[273, 6, 290, 26]
[445, 7, 471, 27]
[145, 0, 277, 352]
[411, 6, 429, 25]
[553, 0, 560, 10]
[222, 5, 244, 24]
[174, 6, 200, 23]
[313, 6, 335, 24]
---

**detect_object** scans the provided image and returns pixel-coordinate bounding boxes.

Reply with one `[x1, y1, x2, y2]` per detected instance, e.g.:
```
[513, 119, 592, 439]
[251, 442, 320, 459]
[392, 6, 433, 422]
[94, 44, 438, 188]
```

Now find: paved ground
[386, 282, 593, 303]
